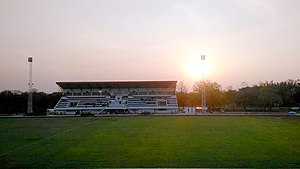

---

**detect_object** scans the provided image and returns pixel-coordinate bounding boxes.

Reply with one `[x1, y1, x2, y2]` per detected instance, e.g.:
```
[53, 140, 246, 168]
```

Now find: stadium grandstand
[54, 81, 178, 115]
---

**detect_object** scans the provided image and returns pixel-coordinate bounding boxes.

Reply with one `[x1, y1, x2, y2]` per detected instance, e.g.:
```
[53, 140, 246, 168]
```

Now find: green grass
[0, 116, 299, 168]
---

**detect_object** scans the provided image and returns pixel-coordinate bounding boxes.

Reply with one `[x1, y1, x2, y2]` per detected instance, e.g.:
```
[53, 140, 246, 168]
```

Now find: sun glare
[185, 52, 209, 79]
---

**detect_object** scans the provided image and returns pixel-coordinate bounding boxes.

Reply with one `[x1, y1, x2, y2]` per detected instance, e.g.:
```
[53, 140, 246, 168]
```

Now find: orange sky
[0, 0, 299, 92]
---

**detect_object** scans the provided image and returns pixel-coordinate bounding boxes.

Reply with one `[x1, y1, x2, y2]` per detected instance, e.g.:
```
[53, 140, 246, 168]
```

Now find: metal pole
[27, 57, 33, 114]
[202, 76, 206, 113]
[201, 55, 206, 113]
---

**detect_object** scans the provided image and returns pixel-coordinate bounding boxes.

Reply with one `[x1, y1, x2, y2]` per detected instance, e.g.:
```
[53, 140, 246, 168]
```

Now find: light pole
[27, 57, 33, 114]
[201, 55, 206, 113]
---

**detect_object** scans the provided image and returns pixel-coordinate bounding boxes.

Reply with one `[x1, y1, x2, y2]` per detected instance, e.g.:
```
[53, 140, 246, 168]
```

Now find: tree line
[0, 79, 299, 115]
[0, 90, 61, 115]
[177, 79, 300, 112]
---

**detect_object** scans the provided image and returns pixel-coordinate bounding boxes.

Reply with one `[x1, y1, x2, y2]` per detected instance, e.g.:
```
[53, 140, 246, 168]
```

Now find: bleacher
[54, 81, 178, 114]
[127, 98, 148, 107]
[55, 98, 69, 108]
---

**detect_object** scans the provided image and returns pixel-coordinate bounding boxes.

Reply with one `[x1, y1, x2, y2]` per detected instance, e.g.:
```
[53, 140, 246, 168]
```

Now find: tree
[258, 82, 282, 112]
[277, 79, 299, 107]
[0, 90, 62, 115]
[236, 86, 260, 111]
[176, 81, 188, 108]
[193, 80, 224, 111]
[224, 86, 237, 111]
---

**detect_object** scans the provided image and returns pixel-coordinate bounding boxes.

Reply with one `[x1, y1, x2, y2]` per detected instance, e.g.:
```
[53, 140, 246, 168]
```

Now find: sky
[0, 0, 299, 93]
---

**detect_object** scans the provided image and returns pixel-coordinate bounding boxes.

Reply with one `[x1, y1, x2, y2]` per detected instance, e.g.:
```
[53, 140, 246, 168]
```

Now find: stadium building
[54, 81, 178, 115]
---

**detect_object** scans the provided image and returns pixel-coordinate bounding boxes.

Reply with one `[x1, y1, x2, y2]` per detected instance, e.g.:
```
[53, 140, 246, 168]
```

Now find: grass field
[0, 116, 299, 168]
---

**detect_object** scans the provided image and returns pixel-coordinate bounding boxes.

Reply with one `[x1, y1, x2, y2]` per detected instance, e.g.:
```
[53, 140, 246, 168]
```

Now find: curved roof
[56, 81, 177, 90]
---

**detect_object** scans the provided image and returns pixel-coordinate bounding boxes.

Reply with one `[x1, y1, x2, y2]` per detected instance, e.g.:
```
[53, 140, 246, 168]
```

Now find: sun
[185, 53, 209, 79]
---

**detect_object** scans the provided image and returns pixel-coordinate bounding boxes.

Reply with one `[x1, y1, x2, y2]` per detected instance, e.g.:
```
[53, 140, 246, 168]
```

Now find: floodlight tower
[201, 55, 206, 113]
[27, 57, 33, 114]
